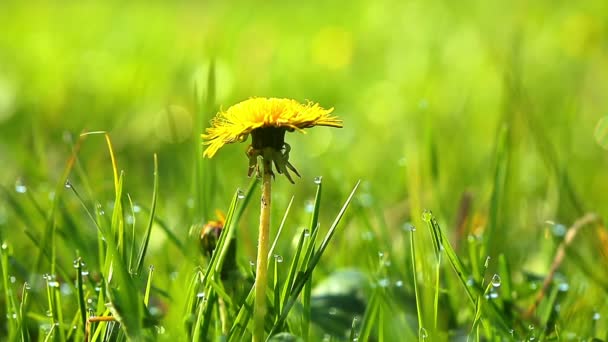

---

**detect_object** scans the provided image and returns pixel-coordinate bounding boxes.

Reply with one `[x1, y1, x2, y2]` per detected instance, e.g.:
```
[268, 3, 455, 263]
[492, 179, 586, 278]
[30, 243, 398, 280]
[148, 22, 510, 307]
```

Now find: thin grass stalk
[253, 158, 272, 342]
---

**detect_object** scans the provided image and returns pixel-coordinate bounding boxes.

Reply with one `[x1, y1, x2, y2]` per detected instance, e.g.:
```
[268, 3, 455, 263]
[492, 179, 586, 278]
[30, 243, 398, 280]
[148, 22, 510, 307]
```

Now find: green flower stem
[253, 157, 272, 342]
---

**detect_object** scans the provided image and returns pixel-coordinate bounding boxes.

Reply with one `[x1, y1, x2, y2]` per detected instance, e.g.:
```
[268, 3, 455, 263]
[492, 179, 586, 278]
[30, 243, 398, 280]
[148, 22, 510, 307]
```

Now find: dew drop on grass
[395, 280, 404, 287]
[378, 278, 390, 287]
[528, 324, 535, 330]
[9, 276, 15, 283]
[558, 283, 569, 292]
[419, 327, 428, 339]
[593, 312, 601, 321]
[24, 282, 31, 290]
[48, 280, 59, 288]
[551, 223, 567, 237]
[378, 251, 384, 258]
[491, 274, 501, 287]
[484, 256, 491, 268]
[303, 229, 311, 237]
[305, 200, 314, 213]
[196, 292, 205, 299]
[402, 223, 416, 232]
[64, 180, 72, 189]
[274, 254, 283, 263]
[61, 283, 72, 295]
[133, 205, 141, 213]
[14, 179, 26, 193]
[237, 189, 245, 199]
[45, 310, 53, 317]
[328, 307, 338, 315]
[421, 210, 432, 222]
[313, 176, 322, 185]
[1, 242, 7, 250]
[249, 260, 255, 267]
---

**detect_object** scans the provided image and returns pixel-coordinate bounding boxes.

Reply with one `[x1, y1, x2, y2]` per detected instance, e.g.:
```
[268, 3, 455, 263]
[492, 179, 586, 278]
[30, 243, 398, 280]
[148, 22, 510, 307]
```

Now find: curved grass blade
[134, 154, 159, 275]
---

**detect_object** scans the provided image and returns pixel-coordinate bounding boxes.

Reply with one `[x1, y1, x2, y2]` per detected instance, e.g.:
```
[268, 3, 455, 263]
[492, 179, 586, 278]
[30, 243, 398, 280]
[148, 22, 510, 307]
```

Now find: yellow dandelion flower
[202, 97, 342, 183]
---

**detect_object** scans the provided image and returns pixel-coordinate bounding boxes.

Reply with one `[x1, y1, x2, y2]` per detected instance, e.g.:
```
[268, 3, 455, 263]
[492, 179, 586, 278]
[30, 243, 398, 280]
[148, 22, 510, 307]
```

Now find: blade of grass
[134, 154, 159, 275]
[269, 180, 360, 336]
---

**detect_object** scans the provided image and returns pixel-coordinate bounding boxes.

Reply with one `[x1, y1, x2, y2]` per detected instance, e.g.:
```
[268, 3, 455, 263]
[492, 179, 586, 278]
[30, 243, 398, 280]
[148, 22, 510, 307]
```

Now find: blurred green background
[1, 0, 608, 339]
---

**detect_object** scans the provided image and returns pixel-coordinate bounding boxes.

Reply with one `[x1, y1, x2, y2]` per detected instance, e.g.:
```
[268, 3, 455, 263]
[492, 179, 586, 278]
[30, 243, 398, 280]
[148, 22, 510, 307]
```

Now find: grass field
[1, 1, 608, 341]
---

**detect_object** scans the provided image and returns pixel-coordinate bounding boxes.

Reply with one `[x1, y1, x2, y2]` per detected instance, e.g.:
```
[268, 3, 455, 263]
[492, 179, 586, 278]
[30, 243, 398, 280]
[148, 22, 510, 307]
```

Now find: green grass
[1, 0, 608, 341]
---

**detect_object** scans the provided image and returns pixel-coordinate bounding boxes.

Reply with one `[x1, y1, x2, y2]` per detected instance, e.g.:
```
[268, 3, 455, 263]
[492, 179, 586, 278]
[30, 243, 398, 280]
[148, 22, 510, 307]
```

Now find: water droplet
[313, 176, 322, 185]
[484, 256, 491, 268]
[528, 324, 535, 330]
[328, 307, 338, 315]
[305, 200, 315, 213]
[509, 329, 514, 336]
[395, 280, 404, 287]
[485, 292, 499, 299]
[466, 276, 475, 287]
[491, 274, 501, 287]
[133, 205, 141, 213]
[274, 254, 283, 263]
[94, 286, 102, 292]
[558, 282, 569, 292]
[402, 223, 416, 232]
[378, 251, 384, 258]
[593, 312, 601, 320]
[196, 292, 205, 299]
[421, 210, 432, 222]
[378, 278, 390, 288]
[249, 260, 255, 267]
[9, 276, 16, 284]
[155, 325, 166, 334]
[45, 310, 53, 317]
[15, 180, 27, 193]
[81, 270, 89, 276]
[237, 189, 245, 199]
[1, 242, 7, 250]
[48, 281, 60, 288]
[24, 282, 31, 290]
[125, 215, 134, 224]
[73, 259, 80, 268]
[529, 336, 536, 341]
[64, 180, 72, 189]
[61, 283, 72, 295]
[149, 265, 155, 271]
[98, 210, 105, 216]
[551, 224, 567, 237]
[419, 327, 428, 339]
[303, 229, 311, 237]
